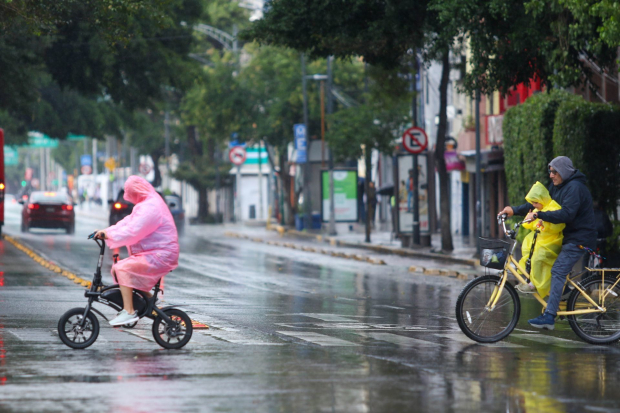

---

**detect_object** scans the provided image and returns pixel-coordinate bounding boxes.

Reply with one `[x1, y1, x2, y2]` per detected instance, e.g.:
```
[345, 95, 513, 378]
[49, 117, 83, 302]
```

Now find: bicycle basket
[479, 237, 510, 269]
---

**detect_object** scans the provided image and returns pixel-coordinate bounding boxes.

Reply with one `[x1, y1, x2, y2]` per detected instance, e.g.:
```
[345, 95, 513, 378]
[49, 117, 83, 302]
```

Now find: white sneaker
[109, 310, 139, 326]
[516, 282, 537, 294]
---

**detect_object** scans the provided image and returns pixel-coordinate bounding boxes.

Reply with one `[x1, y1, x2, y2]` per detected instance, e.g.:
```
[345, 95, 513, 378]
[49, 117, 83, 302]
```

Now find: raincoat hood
[525, 181, 551, 208]
[123, 176, 155, 204]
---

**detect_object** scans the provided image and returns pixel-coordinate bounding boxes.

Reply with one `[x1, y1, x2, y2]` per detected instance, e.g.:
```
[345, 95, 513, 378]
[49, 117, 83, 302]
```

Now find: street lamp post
[326, 56, 336, 236]
[301, 54, 312, 232]
[303, 71, 333, 234]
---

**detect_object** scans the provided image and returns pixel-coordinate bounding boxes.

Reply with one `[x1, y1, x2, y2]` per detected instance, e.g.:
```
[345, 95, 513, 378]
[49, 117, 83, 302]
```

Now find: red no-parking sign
[402, 127, 428, 154]
[229, 146, 247, 166]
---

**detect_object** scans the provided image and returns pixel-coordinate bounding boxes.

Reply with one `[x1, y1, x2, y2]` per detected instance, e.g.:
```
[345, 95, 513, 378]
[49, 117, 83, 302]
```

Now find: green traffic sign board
[67, 133, 89, 141]
[4, 145, 18, 165]
[27, 131, 58, 148]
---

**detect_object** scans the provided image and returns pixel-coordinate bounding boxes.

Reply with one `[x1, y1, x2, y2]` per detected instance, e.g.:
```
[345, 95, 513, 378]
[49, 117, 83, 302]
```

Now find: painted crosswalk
[277, 331, 360, 346]
[8, 313, 604, 350]
[511, 333, 591, 348]
[359, 332, 439, 347]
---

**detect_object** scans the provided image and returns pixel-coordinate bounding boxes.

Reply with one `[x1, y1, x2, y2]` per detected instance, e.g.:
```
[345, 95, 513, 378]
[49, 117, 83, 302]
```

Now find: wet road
[2, 202, 620, 412]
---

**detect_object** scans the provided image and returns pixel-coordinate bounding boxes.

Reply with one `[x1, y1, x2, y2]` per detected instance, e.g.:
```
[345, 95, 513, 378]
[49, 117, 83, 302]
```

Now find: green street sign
[27, 131, 58, 148]
[67, 133, 89, 141]
[4, 145, 18, 165]
[244, 147, 268, 165]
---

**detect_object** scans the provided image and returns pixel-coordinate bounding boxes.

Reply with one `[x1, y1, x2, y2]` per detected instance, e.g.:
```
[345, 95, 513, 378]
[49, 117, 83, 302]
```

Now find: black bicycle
[58, 233, 192, 349]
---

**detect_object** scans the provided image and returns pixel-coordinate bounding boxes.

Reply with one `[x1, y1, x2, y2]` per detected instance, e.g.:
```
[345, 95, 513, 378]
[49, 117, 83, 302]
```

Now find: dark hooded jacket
[511, 171, 596, 249]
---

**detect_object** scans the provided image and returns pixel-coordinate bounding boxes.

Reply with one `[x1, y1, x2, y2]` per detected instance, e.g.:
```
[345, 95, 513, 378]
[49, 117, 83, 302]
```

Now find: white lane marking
[277, 331, 360, 346]
[374, 305, 406, 310]
[513, 328, 539, 333]
[281, 313, 381, 322]
[360, 332, 439, 347]
[121, 330, 155, 342]
[511, 334, 589, 348]
[189, 314, 285, 345]
[435, 333, 525, 348]
[203, 330, 285, 345]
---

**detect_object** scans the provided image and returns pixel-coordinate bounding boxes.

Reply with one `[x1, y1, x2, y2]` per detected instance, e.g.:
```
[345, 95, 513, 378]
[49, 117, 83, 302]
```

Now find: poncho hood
[123, 175, 155, 204]
[525, 181, 552, 208]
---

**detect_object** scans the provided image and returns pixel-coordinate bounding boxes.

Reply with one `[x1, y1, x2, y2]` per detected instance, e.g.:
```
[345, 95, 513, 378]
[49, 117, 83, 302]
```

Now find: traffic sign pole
[228, 146, 247, 223]
[401, 126, 428, 246]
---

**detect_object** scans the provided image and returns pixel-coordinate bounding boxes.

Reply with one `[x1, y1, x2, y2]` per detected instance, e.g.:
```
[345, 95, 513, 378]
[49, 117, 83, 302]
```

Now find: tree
[0, 0, 203, 140]
[177, 50, 250, 221]
[430, 0, 618, 95]
[242, 0, 460, 250]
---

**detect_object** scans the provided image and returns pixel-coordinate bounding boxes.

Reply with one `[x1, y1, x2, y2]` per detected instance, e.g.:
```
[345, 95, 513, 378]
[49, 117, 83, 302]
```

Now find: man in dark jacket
[499, 156, 596, 330]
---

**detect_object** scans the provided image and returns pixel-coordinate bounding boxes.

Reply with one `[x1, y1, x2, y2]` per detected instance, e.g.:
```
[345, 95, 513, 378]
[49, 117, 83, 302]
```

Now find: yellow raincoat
[518, 182, 565, 298]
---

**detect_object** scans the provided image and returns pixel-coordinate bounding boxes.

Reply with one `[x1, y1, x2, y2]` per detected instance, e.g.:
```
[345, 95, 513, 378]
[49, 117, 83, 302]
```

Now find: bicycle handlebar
[496, 213, 536, 239]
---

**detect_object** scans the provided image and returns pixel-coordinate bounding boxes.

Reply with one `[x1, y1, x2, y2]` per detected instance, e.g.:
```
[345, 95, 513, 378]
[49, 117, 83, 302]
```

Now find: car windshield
[30, 192, 70, 203]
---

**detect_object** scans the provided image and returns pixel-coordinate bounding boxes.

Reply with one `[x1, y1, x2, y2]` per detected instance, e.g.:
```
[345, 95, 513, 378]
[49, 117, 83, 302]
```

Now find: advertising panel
[321, 169, 358, 222]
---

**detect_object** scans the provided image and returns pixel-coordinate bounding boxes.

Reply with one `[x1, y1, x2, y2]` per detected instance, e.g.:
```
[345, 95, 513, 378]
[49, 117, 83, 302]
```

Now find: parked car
[108, 189, 134, 226]
[21, 191, 75, 234]
[165, 194, 185, 235]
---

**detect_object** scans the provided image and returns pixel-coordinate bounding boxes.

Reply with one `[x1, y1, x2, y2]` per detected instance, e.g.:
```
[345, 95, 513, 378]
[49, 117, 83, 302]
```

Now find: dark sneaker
[528, 313, 555, 330]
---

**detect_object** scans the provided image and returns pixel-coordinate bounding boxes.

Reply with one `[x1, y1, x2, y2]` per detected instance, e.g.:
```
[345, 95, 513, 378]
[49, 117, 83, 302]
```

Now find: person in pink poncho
[94, 176, 179, 326]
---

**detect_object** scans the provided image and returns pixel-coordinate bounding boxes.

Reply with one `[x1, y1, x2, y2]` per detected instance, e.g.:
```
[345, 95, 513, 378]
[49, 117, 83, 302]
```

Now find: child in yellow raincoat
[517, 182, 565, 297]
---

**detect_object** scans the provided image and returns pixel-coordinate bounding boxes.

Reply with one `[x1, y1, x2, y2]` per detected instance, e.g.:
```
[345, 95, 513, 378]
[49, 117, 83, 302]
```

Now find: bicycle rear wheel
[567, 276, 620, 344]
[456, 275, 520, 343]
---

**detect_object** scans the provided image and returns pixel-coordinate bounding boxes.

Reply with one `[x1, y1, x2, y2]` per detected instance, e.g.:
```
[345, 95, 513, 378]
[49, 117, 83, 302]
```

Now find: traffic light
[21, 180, 27, 187]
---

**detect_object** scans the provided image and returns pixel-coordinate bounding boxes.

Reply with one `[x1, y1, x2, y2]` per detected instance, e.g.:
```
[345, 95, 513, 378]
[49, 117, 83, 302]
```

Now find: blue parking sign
[294, 124, 307, 163]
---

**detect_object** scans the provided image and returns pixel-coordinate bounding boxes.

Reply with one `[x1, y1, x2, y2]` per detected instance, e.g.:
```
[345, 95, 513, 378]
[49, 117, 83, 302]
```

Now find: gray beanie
[549, 156, 576, 180]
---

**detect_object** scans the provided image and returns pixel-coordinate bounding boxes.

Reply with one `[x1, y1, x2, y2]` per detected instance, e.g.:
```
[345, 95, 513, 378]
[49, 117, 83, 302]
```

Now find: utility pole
[301, 54, 312, 231]
[411, 58, 420, 246]
[475, 90, 482, 246]
[92, 139, 98, 178]
[258, 138, 264, 220]
[326, 56, 337, 236]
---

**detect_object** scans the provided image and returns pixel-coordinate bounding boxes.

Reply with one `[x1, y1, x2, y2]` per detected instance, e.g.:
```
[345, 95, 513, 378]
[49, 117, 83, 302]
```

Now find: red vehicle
[21, 191, 75, 234]
[0, 129, 5, 236]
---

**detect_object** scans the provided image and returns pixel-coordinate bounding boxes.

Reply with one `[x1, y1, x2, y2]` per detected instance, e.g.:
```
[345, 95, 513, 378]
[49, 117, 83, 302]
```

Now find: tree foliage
[241, 0, 430, 69]
[431, 0, 618, 95]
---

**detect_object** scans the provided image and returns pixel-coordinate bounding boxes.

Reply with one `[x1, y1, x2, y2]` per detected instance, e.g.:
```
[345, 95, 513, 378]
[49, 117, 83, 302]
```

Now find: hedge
[503, 90, 581, 206]
[552, 99, 620, 219]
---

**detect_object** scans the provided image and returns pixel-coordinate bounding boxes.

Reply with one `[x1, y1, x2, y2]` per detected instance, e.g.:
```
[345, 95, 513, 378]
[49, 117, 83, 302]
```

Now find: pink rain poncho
[105, 176, 179, 292]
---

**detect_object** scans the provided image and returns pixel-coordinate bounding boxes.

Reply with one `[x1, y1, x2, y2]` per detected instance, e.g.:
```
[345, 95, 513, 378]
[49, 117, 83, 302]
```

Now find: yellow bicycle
[456, 214, 620, 344]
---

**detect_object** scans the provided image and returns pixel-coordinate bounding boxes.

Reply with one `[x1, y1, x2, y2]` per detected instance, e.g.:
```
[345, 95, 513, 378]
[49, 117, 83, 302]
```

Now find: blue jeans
[407, 191, 413, 211]
[546, 243, 586, 316]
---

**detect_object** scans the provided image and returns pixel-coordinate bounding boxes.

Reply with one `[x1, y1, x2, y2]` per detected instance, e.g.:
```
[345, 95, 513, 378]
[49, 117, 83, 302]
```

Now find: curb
[274, 226, 478, 267]
[2, 234, 209, 329]
[224, 231, 476, 280]
[225, 232, 387, 266]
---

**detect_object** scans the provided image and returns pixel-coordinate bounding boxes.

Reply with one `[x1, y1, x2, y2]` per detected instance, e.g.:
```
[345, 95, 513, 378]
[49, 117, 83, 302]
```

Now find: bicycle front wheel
[456, 275, 520, 343]
[567, 276, 620, 344]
